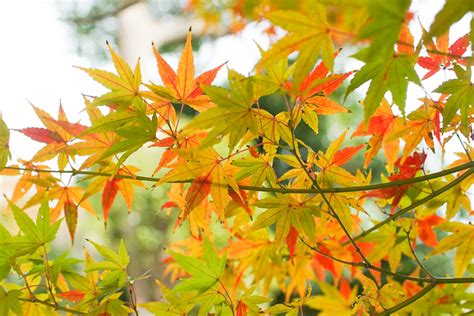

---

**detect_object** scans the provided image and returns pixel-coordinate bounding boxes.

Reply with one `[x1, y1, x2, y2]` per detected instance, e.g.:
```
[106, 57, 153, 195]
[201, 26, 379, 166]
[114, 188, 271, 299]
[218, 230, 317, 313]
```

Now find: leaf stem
[218, 280, 235, 316]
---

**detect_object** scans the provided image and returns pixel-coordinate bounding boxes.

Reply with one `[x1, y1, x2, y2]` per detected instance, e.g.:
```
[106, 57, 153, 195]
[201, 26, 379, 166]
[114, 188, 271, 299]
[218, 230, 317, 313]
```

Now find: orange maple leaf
[17, 105, 87, 168]
[416, 214, 444, 247]
[151, 27, 224, 112]
[57, 290, 85, 303]
[284, 53, 351, 115]
[352, 99, 399, 171]
[100, 166, 145, 225]
[418, 31, 469, 80]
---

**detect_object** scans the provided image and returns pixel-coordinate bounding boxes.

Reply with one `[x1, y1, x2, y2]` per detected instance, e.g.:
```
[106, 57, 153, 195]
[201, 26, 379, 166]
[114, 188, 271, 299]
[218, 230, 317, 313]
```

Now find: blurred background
[0, 0, 470, 308]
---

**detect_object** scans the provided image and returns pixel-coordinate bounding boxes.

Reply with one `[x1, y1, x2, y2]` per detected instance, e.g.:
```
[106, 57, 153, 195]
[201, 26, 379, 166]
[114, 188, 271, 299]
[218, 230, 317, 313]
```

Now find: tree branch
[18, 297, 87, 314]
[377, 282, 436, 315]
[5, 160, 473, 194]
[300, 237, 430, 283]
[352, 168, 474, 243]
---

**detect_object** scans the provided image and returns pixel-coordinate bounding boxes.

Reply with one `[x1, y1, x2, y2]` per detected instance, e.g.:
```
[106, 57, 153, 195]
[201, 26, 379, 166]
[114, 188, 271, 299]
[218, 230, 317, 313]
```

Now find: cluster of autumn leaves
[0, 0, 473, 315]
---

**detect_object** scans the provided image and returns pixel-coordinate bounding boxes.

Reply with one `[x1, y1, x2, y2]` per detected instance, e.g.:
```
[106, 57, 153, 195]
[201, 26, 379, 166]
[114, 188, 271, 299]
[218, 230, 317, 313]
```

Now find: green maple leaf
[434, 67, 473, 129]
[101, 112, 157, 163]
[80, 43, 142, 107]
[8, 198, 61, 246]
[0, 116, 10, 170]
[185, 69, 256, 150]
[250, 195, 316, 243]
[259, 2, 334, 87]
[0, 287, 22, 316]
[86, 239, 130, 287]
[359, 0, 411, 57]
[346, 48, 420, 122]
[429, 0, 472, 37]
[170, 238, 226, 294]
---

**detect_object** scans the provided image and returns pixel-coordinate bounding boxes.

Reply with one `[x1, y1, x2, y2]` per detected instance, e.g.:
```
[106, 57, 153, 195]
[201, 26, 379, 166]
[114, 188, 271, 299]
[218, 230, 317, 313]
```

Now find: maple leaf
[258, 3, 335, 87]
[429, 222, 474, 277]
[418, 31, 469, 80]
[365, 152, 426, 212]
[71, 98, 120, 169]
[387, 98, 441, 162]
[429, 0, 472, 37]
[352, 99, 399, 171]
[57, 290, 85, 302]
[102, 178, 120, 224]
[151, 132, 205, 176]
[311, 244, 337, 280]
[416, 215, 444, 247]
[150, 28, 224, 112]
[80, 42, 142, 107]
[305, 281, 354, 316]
[353, 276, 406, 313]
[286, 225, 298, 260]
[359, 0, 411, 58]
[16, 104, 87, 169]
[159, 147, 238, 220]
[283, 53, 352, 112]
[184, 69, 257, 150]
[236, 300, 248, 316]
[169, 238, 226, 294]
[100, 111, 157, 163]
[434, 66, 473, 128]
[315, 129, 363, 188]
[233, 154, 278, 188]
[6, 161, 58, 205]
[228, 187, 252, 217]
[250, 195, 316, 244]
[47, 185, 96, 241]
[98, 166, 145, 225]
[0, 116, 10, 170]
[347, 20, 421, 121]
[185, 176, 211, 218]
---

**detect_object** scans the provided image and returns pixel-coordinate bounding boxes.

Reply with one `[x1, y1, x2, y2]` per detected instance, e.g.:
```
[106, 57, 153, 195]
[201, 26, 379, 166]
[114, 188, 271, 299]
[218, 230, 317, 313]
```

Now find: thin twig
[404, 229, 435, 279]
[284, 94, 370, 265]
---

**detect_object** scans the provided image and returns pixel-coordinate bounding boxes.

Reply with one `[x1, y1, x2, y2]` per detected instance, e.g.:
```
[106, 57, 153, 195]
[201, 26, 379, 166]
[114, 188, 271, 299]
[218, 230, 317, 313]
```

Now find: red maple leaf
[365, 152, 427, 212]
[418, 33, 469, 80]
